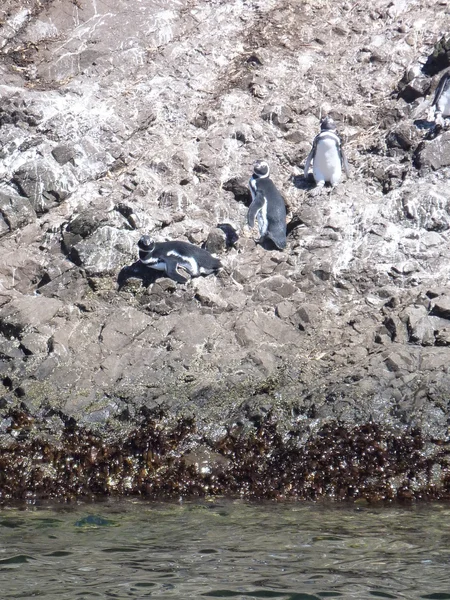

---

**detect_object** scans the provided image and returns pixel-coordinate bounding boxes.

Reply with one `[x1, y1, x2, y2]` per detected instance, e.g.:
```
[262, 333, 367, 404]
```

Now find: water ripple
[0, 501, 450, 599]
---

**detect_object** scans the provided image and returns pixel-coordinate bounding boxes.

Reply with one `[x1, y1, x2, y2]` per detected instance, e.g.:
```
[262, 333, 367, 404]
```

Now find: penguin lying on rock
[304, 117, 350, 191]
[430, 72, 450, 127]
[137, 235, 222, 283]
[247, 160, 287, 250]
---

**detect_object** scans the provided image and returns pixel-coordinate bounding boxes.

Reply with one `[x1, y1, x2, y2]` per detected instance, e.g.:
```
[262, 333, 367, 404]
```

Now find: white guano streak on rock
[53, 12, 116, 56]
[0, 9, 30, 49]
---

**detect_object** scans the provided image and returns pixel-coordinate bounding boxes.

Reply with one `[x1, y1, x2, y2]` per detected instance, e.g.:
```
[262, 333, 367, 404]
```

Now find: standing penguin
[431, 72, 450, 126]
[304, 117, 350, 190]
[137, 235, 222, 283]
[247, 160, 287, 250]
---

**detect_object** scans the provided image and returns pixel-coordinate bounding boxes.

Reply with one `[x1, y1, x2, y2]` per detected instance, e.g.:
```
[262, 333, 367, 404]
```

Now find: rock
[192, 277, 227, 309]
[403, 306, 435, 346]
[37, 269, 88, 303]
[414, 132, 450, 171]
[205, 228, 227, 254]
[261, 104, 293, 131]
[401, 184, 450, 231]
[63, 208, 109, 253]
[2, 0, 450, 502]
[12, 160, 77, 214]
[0, 296, 63, 337]
[191, 112, 216, 129]
[70, 226, 135, 276]
[0, 190, 36, 235]
[51, 144, 76, 165]
[386, 123, 419, 152]
[397, 76, 431, 102]
[256, 275, 297, 299]
[222, 178, 251, 205]
[430, 295, 450, 320]
[434, 327, 450, 346]
[423, 35, 450, 76]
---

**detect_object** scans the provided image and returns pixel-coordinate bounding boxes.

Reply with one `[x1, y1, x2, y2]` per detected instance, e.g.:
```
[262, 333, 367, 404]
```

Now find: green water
[1, 499, 450, 599]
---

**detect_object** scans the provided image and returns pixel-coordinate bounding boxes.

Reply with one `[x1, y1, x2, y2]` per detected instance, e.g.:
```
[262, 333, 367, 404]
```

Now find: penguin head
[137, 235, 155, 252]
[320, 116, 337, 131]
[253, 160, 270, 178]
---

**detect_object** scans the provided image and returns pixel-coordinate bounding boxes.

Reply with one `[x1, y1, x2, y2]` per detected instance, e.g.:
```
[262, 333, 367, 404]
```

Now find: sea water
[1, 499, 449, 599]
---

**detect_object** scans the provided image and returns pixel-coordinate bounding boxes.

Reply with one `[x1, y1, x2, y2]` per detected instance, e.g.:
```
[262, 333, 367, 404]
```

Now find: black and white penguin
[431, 72, 450, 126]
[137, 235, 222, 283]
[247, 160, 287, 250]
[304, 117, 350, 189]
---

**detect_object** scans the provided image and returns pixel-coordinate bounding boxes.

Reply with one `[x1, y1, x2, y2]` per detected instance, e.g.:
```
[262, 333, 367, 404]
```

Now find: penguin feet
[434, 112, 446, 128]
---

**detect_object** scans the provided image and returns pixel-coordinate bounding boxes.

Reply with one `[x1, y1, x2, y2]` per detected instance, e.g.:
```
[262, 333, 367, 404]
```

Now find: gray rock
[71, 226, 135, 276]
[261, 104, 293, 131]
[51, 144, 76, 165]
[0, 190, 36, 235]
[13, 160, 77, 214]
[0, 296, 63, 337]
[430, 295, 450, 320]
[205, 228, 227, 254]
[403, 306, 435, 346]
[415, 132, 450, 171]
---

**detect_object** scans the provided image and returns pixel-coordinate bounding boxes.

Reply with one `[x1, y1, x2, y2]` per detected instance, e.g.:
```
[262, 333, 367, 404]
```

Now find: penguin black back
[248, 160, 287, 250]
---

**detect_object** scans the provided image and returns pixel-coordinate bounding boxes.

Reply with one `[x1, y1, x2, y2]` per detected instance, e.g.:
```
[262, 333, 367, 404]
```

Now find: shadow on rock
[414, 119, 436, 132]
[291, 173, 314, 191]
[287, 215, 306, 236]
[117, 261, 164, 290]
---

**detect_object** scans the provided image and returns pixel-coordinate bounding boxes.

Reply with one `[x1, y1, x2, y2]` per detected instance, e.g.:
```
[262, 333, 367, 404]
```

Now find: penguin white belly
[152, 263, 167, 271]
[313, 139, 342, 184]
[257, 201, 268, 236]
[140, 256, 167, 271]
[437, 94, 450, 117]
[167, 250, 199, 276]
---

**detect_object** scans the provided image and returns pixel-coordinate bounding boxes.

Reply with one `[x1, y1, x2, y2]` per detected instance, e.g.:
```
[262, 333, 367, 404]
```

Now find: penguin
[137, 235, 222, 283]
[247, 160, 287, 250]
[304, 117, 350, 190]
[431, 72, 450, 126]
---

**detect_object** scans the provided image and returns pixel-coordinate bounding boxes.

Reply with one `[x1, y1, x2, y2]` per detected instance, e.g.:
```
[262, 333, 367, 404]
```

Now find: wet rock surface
[1, 0, 450, 502]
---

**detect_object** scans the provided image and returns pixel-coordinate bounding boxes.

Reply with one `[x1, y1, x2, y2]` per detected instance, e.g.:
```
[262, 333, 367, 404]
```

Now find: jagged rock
[435, 327, 450, 345]
[386, 123, 419, 152]
[401, 184, 450, 231]
[63, 207, 110, 253]
[192, 277, 228, 309]
[403, 306, 435, 346]
[222, 178, 251, 205]
[430, 295, 450, 320]
[398, 76, 431, 102]
[12, 160, 77, 214]
[70, 226, 135, 276]
[261, 104, 293, 131]
[37, 269, 88, 303]
[0, 296, 63, 337]
[414, 132, 450, 171]
[51, 144, 76, 165]
[0, 190, 36, 235]
[205, 228, 227, 254]
[423, 35, 450, 76]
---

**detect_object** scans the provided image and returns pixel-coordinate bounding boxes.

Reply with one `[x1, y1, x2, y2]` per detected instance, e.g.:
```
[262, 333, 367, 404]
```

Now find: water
[1, 499, 450, 599]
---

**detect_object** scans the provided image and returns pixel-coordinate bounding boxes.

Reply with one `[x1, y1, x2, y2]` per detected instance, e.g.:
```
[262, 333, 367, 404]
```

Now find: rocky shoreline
[1, 0, 450, 502]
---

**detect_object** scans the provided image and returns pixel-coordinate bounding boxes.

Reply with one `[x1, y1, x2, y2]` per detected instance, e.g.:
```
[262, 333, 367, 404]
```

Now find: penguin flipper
[304, 148, 314, 178]
[247, 191, 266, 227]
[433, 72, 450, 107]
[341, 148, 351, 178]
[165, 258, 189, 283]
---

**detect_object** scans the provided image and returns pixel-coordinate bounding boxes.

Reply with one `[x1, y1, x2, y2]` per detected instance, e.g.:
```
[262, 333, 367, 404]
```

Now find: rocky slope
[1, 0, 450, 502]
